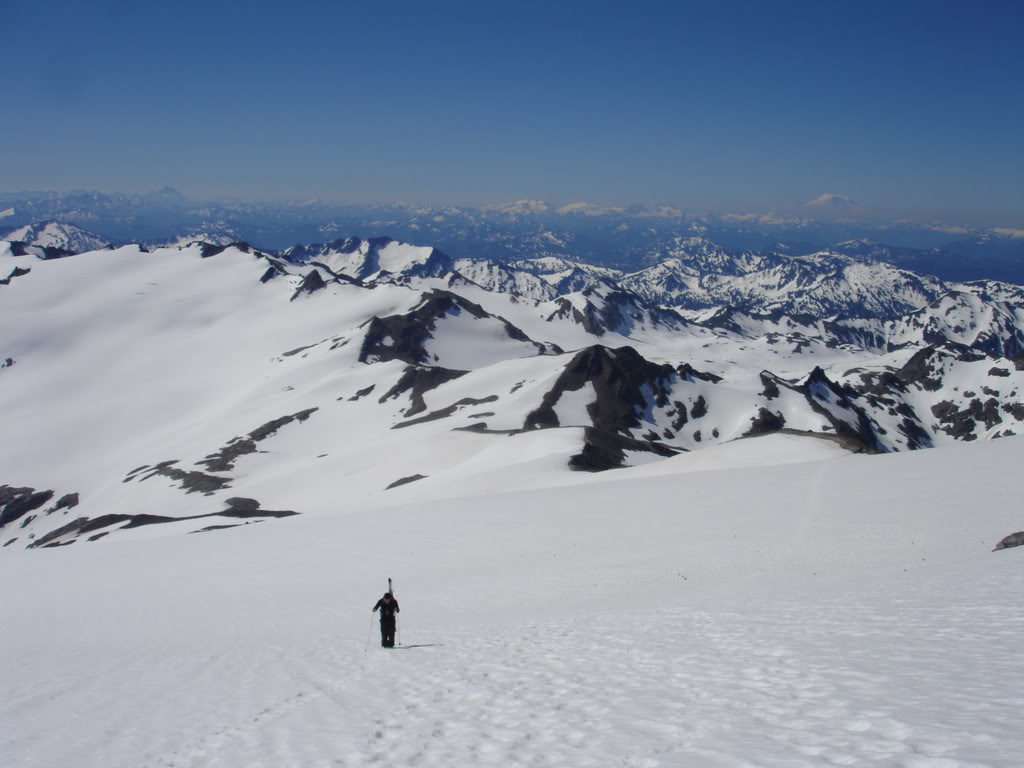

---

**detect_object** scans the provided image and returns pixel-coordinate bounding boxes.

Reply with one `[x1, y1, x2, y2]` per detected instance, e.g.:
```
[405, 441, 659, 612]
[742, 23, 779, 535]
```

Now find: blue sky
[5, 0, 1023, 223]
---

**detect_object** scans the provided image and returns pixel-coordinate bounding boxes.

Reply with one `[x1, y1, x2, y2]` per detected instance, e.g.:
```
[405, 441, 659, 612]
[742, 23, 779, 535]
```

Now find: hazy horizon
[6, 0, 1022, 226]
[3, 184, 1023, 231]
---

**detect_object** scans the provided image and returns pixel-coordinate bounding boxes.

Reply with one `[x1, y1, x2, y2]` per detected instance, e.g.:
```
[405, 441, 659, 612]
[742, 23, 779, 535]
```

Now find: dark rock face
[378, 366, 468, 417]
[305, 259, 366, 286]
[27, 498, 299, 549]
[393, 396, 498, 429]
[802, 367, 881, 453]
[359, 293, 465, 366]
[577, 285, 640, 336]
[121, 408, 319, 501]
[759, 372, 781, 400]
[522, 345, 735, 468]
[523, 345, 702, 469]
[197, 241, 253, 258]
[569, 427, 680, 472]
[54, 493, 80, 511]
[199, 243, 230, 258]
[193, 407, 320, 473]
[249, 408, 318, 441]
[669, 401, 688, 431]
[0, 486, 55, 527]
[895, 348, 947, 392]
[897, 343, 986, 390]
[1003, 402, 1024, 421]
[359, 290, 553, 366]
[690, 396, 708, 419]
[290, 269, 326, 300]
[525, 345, 676, 434]
[897, 409, 933, 449]
[348, 385, 376, 401]
[8, 241, 74, 260]
[386, 474, 428, 489]
[0, 485, 82, 549]
[993, 531, 1024, 551]
[931, 398, 1002, 440]
[545, 298, 588, 327]
[1, 265, 32, 285]
[224, 497, 260, 511]
[746, 408, 787, 436]
[282, 343, 317, 358]
[678, 364, 722, 384]
[126, 461, 232, 495]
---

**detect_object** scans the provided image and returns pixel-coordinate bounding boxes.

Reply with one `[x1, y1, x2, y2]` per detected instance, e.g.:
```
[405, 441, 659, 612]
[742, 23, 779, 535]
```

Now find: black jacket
[373, 596, 400, 621]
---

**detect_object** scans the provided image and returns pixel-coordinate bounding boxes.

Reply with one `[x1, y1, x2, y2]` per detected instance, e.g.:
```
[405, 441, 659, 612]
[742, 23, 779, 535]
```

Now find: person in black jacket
[372, 592, 400, 648]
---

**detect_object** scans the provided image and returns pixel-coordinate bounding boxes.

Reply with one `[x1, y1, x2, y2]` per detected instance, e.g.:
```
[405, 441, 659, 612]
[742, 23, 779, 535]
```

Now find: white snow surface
[2, 219, 110, 252]
[2, 239, 1024, 766]
[2, 435, 1023, 767]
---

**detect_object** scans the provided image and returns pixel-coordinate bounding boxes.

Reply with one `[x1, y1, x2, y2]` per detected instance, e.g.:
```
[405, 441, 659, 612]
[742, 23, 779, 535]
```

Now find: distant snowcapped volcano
[804, 193, 857, 209]
[491, 200, 552, 215]
[2, 219, 110, 253]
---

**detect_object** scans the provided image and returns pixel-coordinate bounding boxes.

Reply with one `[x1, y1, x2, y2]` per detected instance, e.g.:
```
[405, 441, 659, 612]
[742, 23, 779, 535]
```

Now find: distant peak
[2, 219, 110, 253]
[804, 193, 857, 209]
[492, 200, 551, 215]
[555, 202, 626, 217]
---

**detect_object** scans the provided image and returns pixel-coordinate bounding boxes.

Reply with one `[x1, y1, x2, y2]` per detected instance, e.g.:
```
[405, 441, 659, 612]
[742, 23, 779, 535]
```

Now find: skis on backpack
[388, 577, 400, 647]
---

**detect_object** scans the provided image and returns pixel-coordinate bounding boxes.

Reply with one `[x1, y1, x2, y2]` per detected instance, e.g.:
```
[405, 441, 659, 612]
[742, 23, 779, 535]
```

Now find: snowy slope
[1, 435, 1022, 767]
[4, 237, 1024, 550]
[2, 219, 110, 253]
[3, 232, 1024, 766]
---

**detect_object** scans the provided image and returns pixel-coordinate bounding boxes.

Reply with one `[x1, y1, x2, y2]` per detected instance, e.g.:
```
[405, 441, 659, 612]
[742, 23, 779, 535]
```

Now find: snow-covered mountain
[3, 232, 1024, 767]
[508, 255, 625, 294]
[3, 234, 1024, 551]
[2, 219, 110, 253]
[282, 236, 453, 282]
[616, 237, 947, 318]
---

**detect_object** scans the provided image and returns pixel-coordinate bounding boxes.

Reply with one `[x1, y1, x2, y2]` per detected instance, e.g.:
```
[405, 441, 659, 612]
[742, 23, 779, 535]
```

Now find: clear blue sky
[5, 0, 1023, 223]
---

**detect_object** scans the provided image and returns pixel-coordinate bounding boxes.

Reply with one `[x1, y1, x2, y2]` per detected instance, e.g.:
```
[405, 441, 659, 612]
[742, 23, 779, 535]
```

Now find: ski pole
[364, 611, 374, 652]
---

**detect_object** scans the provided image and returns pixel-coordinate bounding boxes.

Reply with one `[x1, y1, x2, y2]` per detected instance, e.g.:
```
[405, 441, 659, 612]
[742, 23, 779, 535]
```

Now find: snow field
[4, 239, 1024, 766]
[4, 550, 1019, 767]
[3, 436, 1024, 767]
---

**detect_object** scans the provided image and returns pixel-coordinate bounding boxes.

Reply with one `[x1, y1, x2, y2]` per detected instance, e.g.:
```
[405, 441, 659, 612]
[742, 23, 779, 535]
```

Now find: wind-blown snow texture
[2, 229, 1024, 766]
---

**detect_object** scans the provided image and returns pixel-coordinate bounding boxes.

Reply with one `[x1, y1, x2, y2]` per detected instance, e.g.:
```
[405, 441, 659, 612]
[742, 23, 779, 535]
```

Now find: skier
[372, 591, 400, 648]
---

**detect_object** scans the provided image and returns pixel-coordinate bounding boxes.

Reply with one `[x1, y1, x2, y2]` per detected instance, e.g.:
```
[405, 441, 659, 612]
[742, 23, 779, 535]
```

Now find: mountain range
[3, 227, 1023, 549]
[2, 189, 1023, 282]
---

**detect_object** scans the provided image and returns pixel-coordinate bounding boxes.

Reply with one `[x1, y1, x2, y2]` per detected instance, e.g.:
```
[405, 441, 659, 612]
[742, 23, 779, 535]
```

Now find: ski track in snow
[19, 566, 1014, 768]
